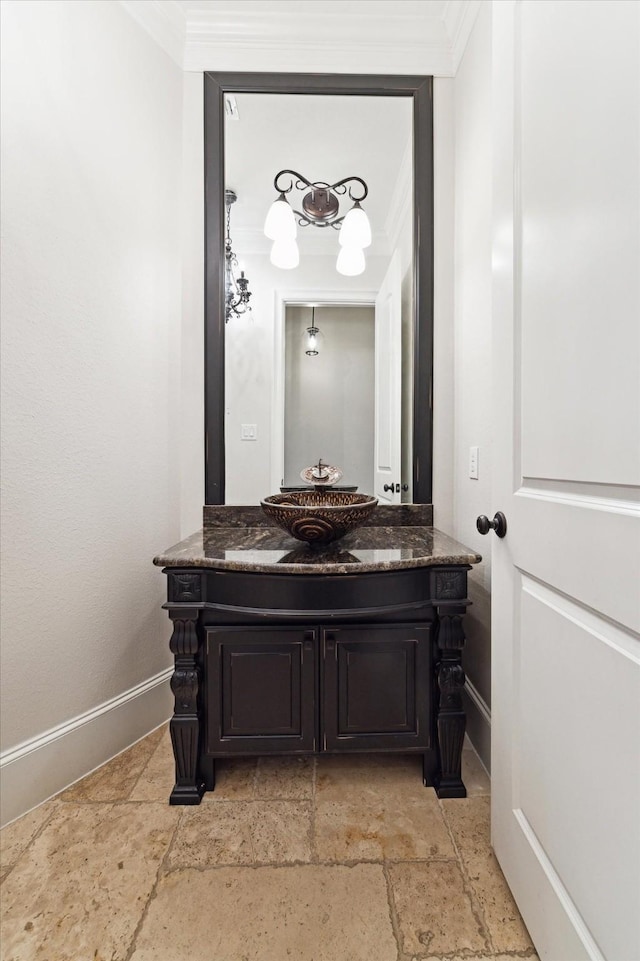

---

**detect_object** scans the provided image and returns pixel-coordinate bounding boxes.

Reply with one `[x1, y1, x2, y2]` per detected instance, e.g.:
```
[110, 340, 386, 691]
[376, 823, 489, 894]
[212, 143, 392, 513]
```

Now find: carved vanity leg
[168, 609, 205, 805]
[434, 607, 467, 798]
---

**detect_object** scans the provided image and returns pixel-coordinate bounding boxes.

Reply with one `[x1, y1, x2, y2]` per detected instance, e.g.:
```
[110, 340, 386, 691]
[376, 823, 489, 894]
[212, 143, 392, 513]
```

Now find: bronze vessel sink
[261, 491, 378, 545]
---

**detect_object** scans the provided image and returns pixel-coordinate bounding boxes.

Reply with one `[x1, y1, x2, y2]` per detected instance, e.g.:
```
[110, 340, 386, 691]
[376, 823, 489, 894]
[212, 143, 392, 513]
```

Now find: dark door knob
[383, 483, 395, 492]
[476, 512, 507, 538]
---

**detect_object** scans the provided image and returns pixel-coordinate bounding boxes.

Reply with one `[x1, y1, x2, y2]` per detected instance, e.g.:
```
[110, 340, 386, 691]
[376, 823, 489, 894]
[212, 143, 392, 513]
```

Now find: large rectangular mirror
[204, 73, 433, 505]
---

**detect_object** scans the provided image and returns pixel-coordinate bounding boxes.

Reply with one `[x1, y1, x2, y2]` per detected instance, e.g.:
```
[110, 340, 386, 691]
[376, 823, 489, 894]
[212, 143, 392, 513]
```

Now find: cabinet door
[206, 627, 316, 754]
[323, 624, 430, 751]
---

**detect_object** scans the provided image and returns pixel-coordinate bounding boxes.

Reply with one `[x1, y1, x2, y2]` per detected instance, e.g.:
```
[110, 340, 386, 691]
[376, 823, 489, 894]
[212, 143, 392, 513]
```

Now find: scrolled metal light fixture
[225, 189, 252, 323]
[264, 171, 372, 276]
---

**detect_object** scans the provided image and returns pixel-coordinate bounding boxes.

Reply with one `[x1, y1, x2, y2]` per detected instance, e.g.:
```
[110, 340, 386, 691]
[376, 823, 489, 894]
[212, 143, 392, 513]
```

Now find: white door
[491, 4, 640, 960]
[374, 251, 402, 504]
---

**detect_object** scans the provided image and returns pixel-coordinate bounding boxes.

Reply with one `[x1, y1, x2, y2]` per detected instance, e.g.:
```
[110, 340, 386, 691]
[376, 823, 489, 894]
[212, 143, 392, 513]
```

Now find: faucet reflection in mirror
[224, 189, 252, 323]
[264, 170, 372, 276]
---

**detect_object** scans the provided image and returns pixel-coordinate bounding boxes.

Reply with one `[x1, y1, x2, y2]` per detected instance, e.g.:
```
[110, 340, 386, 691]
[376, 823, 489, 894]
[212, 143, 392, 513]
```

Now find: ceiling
[226, 93, 412, 257]
[119, 0, 481, 74]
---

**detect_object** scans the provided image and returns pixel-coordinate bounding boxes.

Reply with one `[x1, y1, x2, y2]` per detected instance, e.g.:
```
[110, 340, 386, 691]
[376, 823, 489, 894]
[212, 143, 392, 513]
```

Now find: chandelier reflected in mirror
[225, 189, 252, 323]
[264, 170, 371, 276]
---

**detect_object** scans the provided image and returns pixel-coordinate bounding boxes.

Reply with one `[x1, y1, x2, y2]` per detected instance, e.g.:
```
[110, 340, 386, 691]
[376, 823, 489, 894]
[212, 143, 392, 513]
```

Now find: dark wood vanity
[154, 507, 481, 805]
[156, 73, 469, 809]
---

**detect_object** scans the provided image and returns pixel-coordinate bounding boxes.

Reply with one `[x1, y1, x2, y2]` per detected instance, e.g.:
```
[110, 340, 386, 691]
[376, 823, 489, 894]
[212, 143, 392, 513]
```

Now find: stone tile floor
[0, 726, 539, 961]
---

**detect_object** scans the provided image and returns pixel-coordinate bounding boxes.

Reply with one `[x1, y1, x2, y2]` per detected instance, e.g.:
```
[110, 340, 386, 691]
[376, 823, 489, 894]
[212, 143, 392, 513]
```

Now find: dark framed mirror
[204, 72, 433, 505]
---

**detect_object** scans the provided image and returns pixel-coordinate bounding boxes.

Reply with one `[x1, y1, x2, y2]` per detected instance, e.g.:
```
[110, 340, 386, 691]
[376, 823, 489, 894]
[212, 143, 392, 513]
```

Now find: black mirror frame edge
[204, 71, 434, 505]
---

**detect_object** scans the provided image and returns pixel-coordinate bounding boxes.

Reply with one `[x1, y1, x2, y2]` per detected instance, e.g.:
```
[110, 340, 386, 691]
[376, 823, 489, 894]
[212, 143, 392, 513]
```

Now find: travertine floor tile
[427, 956, 539, 961]
[130, 864, 397, 961]
[211, 756, 258, 798]
[0, 799, 59, 881]
[461, 748, 491, 796]
[168, 799, 312, 868]
[255, 754, 314, 799]
[129, 726, 175, 801]
[388, 859, 490, 957]
[315, 796, 455, 862]
[315, 752, 427, 801]
[442, 797, 534, 954]
[0, 801, 177, 961]
[60, 725, 165, 802]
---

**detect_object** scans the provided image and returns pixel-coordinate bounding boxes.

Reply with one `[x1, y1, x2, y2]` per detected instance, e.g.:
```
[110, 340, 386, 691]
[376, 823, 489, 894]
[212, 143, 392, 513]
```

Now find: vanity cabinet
[205, 623, 431, 757]
[323, 624, 431, 751]
[205, 626, 317, 753]
[159, 557, 476, 805]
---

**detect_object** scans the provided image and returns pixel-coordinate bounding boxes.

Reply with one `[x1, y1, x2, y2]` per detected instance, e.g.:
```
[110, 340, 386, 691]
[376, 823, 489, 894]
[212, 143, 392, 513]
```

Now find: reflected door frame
[272, 289, 377, 494]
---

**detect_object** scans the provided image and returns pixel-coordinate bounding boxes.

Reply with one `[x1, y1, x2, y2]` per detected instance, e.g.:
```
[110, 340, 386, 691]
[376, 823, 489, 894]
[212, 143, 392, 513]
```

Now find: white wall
[0, 0, 183, 824]
[452, 2, 493, 767]
[179, 72, 205, 535]
[432, 78, 455, 532]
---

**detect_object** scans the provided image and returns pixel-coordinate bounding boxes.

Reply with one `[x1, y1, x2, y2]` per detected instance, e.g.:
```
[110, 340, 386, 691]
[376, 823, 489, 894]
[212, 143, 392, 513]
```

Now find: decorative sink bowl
[260, 491, 378, 545]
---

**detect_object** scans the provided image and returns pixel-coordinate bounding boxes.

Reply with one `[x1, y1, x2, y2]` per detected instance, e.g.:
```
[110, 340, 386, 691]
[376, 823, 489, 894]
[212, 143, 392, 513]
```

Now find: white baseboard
[463, 677, 491, 773]
[0, 668, 173, 828]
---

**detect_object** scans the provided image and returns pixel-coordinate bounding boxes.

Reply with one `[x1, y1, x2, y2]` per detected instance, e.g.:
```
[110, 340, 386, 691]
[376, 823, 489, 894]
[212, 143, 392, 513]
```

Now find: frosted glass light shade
[303, 326, 324, 356]
[338, 203, 372, 249]
[270, 238, 299, 269]
[336, 245, 366, 276]
[264, 195, 297, 241]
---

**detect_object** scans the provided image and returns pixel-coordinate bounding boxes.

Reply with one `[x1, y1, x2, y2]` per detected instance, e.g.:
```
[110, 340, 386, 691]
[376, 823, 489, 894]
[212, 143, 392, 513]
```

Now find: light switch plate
[469, 446, 479, 479]
[241, 424, 257, 441]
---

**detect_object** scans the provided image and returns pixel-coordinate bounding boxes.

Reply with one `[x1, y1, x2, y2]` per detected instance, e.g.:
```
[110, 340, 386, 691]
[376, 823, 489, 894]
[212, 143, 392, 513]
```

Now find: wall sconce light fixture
[225, 189, 252, 323]
[265, 171, 371, 276]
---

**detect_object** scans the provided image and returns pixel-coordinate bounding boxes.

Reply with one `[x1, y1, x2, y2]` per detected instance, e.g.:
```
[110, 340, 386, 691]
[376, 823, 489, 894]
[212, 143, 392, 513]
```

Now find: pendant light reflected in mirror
[303, 306, 324, 356]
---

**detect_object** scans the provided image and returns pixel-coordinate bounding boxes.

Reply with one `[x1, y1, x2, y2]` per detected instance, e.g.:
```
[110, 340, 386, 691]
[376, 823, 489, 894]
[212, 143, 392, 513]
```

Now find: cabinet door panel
[323, 624, 430, 751]
[206, 627, 316, 754]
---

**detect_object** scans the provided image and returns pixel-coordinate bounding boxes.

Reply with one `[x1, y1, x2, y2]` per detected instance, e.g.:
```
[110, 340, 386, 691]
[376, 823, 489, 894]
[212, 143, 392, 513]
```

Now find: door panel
[323, 624, 430, 751]
[206, 627, 316, 754]
[491, 4, 640, 960]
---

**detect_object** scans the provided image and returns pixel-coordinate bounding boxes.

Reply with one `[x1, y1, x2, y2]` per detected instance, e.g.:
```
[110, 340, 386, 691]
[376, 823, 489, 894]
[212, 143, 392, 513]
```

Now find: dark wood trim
[204, 72, 434, 505]
[413, 78, 434, 504]
[204, 73, 226, 505]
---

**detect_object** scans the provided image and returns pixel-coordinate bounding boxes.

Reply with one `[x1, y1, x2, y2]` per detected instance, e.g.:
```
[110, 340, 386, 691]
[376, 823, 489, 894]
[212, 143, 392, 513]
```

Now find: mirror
[204, 73, 433, 506]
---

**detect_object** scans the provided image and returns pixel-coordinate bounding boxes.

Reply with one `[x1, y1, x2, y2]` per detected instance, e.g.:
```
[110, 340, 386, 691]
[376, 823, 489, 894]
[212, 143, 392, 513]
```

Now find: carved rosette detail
[434, 570, 465, 600]
[169, 573, 202, 602]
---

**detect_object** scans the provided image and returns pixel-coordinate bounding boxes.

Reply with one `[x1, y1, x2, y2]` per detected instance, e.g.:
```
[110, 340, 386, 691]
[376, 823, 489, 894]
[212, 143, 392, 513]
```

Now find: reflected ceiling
[225, 94, 412, 257]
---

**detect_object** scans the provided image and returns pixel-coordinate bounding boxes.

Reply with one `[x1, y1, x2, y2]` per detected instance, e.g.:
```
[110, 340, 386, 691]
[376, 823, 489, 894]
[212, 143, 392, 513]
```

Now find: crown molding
[184, 38, 453, 76]
[120, 0, 482, 77]
[118, 0, 186, 67]
[442, 0, 483, 72]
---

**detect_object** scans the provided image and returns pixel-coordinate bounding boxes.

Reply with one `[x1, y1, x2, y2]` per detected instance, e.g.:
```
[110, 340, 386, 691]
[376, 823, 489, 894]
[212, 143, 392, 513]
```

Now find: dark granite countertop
[153, 524, 481, 575]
